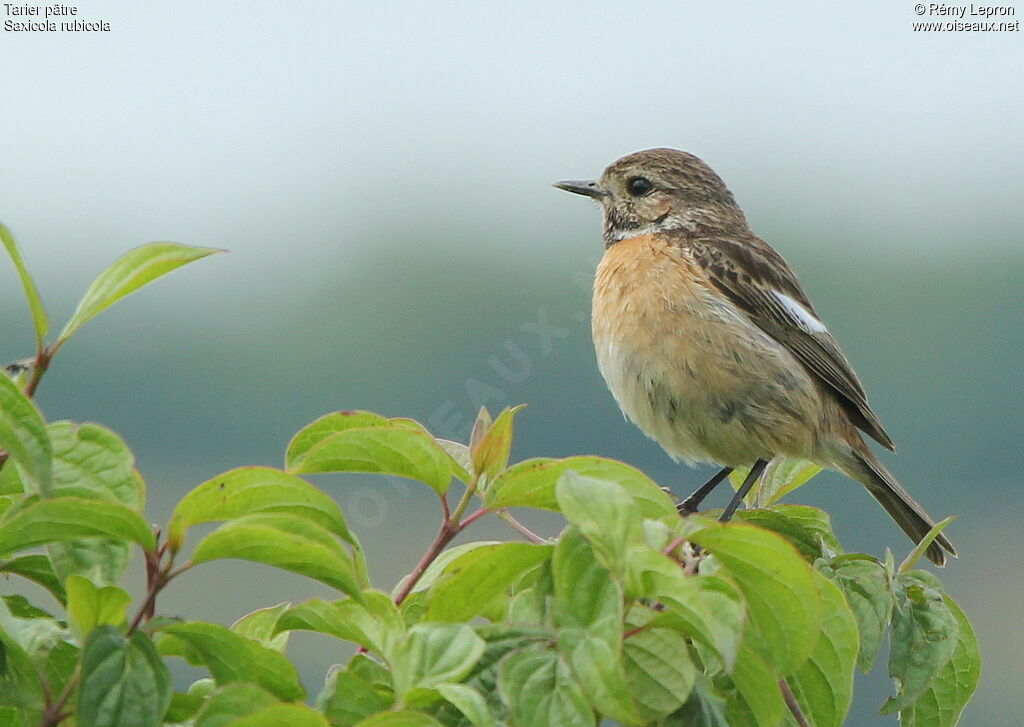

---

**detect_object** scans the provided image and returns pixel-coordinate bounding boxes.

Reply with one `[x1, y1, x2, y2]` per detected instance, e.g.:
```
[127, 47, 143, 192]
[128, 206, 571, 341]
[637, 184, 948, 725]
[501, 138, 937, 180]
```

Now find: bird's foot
[676, 496, 701, 516]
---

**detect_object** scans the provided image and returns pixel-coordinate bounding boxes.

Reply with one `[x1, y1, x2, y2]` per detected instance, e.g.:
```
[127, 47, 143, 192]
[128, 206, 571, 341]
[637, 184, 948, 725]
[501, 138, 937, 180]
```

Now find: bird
[554, 148, 955, 565]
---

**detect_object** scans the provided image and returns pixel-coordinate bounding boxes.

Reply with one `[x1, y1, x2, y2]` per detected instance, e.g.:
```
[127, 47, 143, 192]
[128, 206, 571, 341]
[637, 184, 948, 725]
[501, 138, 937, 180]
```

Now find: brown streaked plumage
[556, 147, 955, 565]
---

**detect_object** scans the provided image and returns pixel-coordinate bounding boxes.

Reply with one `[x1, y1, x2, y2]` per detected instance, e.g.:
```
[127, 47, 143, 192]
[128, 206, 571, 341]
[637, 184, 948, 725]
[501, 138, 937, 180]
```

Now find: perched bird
[555, 148, 955, 565]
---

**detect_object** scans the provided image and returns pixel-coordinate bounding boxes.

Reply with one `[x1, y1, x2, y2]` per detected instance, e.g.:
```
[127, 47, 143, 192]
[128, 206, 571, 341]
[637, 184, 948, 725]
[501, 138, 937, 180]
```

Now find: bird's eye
[626, 176, 653, 197]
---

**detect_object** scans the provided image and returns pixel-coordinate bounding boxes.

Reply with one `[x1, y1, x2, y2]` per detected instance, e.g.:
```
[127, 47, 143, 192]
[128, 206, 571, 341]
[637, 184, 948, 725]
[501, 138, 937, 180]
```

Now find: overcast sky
[3, 0, 1022, 293]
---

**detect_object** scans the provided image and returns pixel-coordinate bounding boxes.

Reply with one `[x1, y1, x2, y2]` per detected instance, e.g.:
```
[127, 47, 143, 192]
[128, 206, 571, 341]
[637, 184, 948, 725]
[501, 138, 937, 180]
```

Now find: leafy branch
[0, 223, 980, 727]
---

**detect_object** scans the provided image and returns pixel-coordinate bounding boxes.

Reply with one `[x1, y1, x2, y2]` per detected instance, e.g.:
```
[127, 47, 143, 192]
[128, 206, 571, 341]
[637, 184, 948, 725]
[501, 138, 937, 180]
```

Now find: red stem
[393, 505, 491, 605]
[393, 520, 458, 605]
[662, 536, 686, 556]
[459, 506, 489, 528]
[23, 347, 52, 398]
[779, 679, 810, 727]
[623, 622, 653, 640]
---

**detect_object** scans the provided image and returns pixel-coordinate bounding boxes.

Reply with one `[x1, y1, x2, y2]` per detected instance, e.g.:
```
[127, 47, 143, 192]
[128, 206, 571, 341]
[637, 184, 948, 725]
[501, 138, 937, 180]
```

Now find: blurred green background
[2, 2, 1021, 724]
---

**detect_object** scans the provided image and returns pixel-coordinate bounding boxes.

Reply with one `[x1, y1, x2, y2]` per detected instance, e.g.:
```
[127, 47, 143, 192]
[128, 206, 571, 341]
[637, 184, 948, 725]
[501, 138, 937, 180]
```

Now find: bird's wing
[688, 235, 895, 450]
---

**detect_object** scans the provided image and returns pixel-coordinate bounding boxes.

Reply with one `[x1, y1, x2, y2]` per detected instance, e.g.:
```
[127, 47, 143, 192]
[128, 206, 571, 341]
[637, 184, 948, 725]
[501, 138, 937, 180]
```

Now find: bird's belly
[592, 235, 821, 467]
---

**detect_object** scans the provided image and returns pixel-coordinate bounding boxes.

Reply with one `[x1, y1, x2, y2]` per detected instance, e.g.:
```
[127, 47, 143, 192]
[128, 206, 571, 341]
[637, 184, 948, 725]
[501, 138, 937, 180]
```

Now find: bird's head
[555, 148, 748, 246]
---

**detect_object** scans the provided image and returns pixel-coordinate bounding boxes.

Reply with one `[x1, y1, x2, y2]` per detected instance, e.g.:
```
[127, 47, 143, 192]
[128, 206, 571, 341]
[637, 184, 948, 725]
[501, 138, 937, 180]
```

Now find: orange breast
[592, 233, 709, 364]
[591, 233, 822, 465]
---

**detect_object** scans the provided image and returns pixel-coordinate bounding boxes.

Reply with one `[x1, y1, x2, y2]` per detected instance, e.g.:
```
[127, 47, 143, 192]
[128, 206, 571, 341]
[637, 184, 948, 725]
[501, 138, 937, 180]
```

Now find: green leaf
[193, 683, 330, 727]
[0, 595, 67, 667]
[556, 618, 629, 700]
[647, 571, 745, 673]
[552, 529, 639, 724]
[191, 512, 362, 598]
[286, 411, 391, 470]
[690, 522, 822, 676]
[898, 516, 955, 573]
[506, 559, 554, 624]
[59, 241, 222, 342]
[784, 571, 858, 727]
[231, 602, 291, 652]
[66, 575, 131, 640]
[290, 425, 455, 495]
[555, 471, 645, 579]
[623, 617, 697, 722]
[736, 505, 841, 561]
[161, 621, 305, 701]
[0, 554, 66, 603]
[424, 542, 553, 622]
[192, 682, 276, 727]
[821, 554, 893, 673]
[729, 458, 822, 508]
[390, 623, 486, 700]
[165, 691, 205, 723]
[435, 682, 496, 727]
[723, 644, 785, 727]
[350, 650, 396, 686]
[48, 421, 144, 507]
[443, 624, 550, 721]
[389, 417, 472, 484]
[188, 677, 218, 699]
[470, 405, 522, 483]
[0, 496, 155, 553]
[42, 640, 81, 705]
[0, 620, 46, 720]
[498, 645, 595, 727]
[45, 421, 147, 584]
[0, 374, 52, 496]
[436, 439, 473, 484]
[900, 595, 980, 727]
[0, 460, 24, 496]
[318, 662, 394, 726]
[0, 222, 49, 346]
[468, 407, 493, 455]
[77, 626, 172, 727]
[671, 676, 731, 727]
[167, 466, 354, 552]
[1, 593, 53, 621]
[227, 704, 330, 727]
[552, 529, 621, 640]
[395, 541, 501, 601]
[48, 537, 133, 589]
[487, 456, 677, 520]
[353, 711, 445, 727]
[881, 571, 959, 714]
[277, 591, 404, 655]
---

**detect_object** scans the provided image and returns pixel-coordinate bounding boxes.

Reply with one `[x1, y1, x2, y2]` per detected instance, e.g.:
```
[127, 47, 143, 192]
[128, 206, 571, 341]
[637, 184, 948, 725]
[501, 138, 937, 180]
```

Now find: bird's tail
[835, 447, 956, 566]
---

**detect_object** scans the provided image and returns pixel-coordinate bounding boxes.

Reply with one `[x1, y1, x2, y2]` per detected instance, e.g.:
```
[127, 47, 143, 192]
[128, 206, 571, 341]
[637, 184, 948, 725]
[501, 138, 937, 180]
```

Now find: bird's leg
[720, 459, 768, 522]
[677, 467, 734, 515]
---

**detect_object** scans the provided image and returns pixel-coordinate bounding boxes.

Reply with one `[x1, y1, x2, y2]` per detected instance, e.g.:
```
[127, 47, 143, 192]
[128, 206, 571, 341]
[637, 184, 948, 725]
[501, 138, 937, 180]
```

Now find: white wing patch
[773, 291, 828, 333]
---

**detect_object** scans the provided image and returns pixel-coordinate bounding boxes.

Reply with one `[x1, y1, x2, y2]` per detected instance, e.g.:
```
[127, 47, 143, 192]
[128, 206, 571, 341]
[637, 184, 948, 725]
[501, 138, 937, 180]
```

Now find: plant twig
[127, 554, 191, 635]
[623, 622, 653, 640]
[449, 479, 477, 524]
[24, 346, 53, 398]
[392, 482, 490, 605]
[39, 666, 79, 727]
[662, 536, 686, 556]
[392, 519, 459, 605]
[498, 510, 546, 544]
[779, 679, 810, 727]
[459, 506, 489, 529]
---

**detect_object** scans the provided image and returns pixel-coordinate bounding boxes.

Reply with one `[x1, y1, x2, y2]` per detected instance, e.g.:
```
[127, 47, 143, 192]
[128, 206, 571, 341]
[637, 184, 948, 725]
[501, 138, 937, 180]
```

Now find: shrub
[0, 224, 979, 726]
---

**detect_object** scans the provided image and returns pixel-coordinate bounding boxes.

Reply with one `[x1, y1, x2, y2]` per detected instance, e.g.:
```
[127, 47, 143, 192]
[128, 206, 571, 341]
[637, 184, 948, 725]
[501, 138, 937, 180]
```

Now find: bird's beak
[553, 179, 608, 198]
